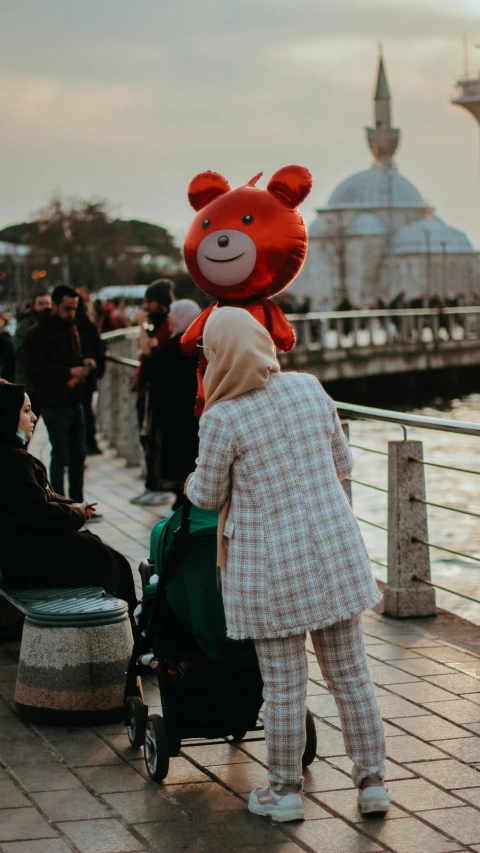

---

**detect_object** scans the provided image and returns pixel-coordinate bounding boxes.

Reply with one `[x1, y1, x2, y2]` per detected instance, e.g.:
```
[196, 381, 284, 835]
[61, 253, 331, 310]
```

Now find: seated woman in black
[0, 381, 137, 618]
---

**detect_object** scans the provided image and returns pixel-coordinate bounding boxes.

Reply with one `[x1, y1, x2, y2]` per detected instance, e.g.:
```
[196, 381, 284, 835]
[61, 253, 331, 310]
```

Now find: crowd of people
[0, 281, 201, 517]
[7, 278, 452, 823]
[0, 299, 391, 822]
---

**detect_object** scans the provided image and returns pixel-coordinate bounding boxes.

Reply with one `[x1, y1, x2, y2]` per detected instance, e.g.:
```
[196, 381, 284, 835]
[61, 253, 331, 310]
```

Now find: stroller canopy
[150, 504, 257, 667]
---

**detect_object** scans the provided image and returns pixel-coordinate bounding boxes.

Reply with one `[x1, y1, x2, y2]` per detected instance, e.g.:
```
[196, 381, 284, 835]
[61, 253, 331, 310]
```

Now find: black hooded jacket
[0, 382, 84, 583]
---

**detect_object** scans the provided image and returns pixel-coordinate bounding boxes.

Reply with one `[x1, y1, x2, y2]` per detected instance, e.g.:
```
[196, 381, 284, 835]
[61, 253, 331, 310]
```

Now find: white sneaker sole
[248, 801, 304, 822]
[358, 792, 391, 814]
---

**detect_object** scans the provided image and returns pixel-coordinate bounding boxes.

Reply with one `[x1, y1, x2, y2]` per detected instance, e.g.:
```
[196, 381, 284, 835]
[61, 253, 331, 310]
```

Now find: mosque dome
[308, 211, 386, 239]
[392, 217, 476, 255]
[347, 213, 386, 237]
[308, 217, 330, 238]
[325, 168, 426, 211]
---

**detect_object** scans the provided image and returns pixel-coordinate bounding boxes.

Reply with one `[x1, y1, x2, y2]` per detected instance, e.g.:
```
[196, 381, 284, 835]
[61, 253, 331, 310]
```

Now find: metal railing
[287, 306, 480, 352]
[339, 400, 480, 618]
[98, 325, 480, 620]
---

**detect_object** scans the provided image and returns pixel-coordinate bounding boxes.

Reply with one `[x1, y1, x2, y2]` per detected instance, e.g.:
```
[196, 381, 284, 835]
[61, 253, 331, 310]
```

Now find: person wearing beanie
[0, 381, 137, 616]
[131, 279, 175, 506]
[148, 299, 201, 518]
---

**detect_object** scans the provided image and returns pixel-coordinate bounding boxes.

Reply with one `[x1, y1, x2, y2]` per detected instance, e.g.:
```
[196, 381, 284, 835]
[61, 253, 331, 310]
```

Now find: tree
[0, 195, 183, 294]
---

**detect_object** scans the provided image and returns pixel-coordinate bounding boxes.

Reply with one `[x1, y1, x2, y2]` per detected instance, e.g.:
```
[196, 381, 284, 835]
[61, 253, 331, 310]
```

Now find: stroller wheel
[144, 714, 170, 782]
[230, 731, 247, 743]
[302, 708, 317, 768]
[126, 697, 146, 749]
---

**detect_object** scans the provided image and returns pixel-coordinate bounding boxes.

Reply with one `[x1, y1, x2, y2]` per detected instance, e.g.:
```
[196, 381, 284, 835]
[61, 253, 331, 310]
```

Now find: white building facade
[296, 54, 480, 309]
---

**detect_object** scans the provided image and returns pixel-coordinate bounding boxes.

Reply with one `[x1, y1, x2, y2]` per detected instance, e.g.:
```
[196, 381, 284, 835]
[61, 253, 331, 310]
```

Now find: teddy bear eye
[202, 218, 210, 229]
[242, 214, 254, 225]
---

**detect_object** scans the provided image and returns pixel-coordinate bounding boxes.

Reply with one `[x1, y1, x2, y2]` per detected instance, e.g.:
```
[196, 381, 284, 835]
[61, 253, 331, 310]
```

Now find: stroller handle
[180, 497, 193, 538]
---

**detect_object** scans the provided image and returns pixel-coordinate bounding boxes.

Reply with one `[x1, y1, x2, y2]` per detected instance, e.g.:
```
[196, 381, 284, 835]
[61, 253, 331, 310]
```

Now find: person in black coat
[0, 381, 137, 618]
[149, 300, 200, 514]
[0, 316, 15, 382]
[75, 294, 106, 454]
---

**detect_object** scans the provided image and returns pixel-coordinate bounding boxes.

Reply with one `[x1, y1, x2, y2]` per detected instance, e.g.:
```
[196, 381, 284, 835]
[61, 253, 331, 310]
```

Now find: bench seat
[0, 586, 132, 725]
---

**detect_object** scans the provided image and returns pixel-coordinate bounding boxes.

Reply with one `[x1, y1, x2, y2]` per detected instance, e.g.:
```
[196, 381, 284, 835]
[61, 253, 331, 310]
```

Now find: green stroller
[123, 499, 317, 782]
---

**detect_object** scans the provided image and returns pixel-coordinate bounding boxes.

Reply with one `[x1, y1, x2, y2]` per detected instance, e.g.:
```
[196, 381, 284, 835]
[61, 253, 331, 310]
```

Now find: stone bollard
[384, 440, 436, 618]
[117, 369, 141, 467]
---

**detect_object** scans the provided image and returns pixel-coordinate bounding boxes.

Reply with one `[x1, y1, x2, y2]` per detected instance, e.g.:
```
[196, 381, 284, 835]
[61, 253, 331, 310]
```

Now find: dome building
[296, 53, 480, 309]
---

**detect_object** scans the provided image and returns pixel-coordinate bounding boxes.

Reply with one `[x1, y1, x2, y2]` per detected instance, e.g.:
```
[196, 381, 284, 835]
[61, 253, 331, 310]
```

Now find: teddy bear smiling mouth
[203, 252, 245, 264]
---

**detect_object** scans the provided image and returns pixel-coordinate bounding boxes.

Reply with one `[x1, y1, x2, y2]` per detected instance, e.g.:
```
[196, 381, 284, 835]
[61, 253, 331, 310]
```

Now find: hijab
[170, 299, 201, 338]
[0, 380, 26, 446]
[201, 307, 280, 569]
[203, 306, 280, 413]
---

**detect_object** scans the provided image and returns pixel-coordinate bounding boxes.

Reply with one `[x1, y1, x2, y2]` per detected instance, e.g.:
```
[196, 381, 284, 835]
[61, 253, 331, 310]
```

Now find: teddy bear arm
[264, 300, 297, 351]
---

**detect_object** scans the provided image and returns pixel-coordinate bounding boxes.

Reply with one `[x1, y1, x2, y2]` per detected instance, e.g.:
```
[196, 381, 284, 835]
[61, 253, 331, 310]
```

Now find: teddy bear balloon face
[181, 165, 312, 415]
[184, 165, 312, 304]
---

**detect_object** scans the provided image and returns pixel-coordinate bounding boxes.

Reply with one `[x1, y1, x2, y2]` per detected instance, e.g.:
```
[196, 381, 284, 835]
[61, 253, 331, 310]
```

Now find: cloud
[0, 74, 159, 150]
[0, 0, 478, 248]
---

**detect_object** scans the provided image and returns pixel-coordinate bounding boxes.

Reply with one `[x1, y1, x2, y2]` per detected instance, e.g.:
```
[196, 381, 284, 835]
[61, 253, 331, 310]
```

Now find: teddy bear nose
[218, 235, 229, 248]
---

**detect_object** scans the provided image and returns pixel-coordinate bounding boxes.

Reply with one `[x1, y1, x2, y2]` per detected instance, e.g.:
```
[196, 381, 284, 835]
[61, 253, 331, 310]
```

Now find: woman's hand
[74, 500, 94, 519]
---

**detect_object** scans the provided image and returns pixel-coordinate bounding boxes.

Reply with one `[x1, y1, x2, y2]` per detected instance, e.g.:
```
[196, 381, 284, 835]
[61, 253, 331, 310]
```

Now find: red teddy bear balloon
[181, 164, 312, 415]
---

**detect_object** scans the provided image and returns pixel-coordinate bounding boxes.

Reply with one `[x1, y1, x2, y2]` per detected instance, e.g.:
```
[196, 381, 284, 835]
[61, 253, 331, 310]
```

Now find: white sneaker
[358, 777, 391, 815]
[136, 491, 169, 507]
[248, 785, 304, 822]
[129, 491, 150, 505]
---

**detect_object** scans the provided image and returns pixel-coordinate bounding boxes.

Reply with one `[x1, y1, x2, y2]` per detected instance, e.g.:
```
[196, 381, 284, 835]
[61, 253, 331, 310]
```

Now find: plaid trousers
[254, 615, 386, 791]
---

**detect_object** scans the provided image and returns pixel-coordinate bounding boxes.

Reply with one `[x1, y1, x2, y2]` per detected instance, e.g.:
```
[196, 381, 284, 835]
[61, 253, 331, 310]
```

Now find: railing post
[303, 318, 312, 350]
[341, 422, 352, 505]
[384, 440, 436, 618]
[108, 363, 121, 451]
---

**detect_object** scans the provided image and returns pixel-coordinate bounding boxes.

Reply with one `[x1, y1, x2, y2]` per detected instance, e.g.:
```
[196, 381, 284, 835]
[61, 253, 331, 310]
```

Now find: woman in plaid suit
[186, 307, 389, 822]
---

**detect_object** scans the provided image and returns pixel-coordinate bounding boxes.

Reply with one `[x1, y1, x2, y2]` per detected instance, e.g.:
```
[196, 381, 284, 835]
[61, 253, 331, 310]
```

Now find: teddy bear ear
[188, 171, 231, 211]
[266, 165, 312, 208]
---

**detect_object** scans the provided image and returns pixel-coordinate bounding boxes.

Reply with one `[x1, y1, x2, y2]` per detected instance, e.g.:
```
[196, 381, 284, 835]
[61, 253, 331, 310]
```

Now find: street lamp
[440, 240, 448, 302]
[424, 228, 431, 304]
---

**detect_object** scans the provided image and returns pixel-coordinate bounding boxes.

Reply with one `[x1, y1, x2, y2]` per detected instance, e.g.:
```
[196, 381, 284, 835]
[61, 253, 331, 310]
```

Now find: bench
[0, 586, 133, 725]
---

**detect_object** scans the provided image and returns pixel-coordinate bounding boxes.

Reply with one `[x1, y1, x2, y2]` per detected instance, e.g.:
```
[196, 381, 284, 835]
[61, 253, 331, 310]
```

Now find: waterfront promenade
[1, 430, 480, 852]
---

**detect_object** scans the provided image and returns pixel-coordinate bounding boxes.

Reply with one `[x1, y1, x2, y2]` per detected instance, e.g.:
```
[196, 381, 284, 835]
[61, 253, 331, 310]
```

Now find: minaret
[452, 45, 480, 127]
[366, 50, 401, 169]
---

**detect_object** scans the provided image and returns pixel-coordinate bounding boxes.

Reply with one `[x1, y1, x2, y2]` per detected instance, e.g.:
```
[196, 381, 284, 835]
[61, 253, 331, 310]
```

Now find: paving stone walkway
[1, 428, 480, 852]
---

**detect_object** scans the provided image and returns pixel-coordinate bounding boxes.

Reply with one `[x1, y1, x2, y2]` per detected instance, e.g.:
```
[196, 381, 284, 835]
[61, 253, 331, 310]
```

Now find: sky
[1, 0, 479, 248]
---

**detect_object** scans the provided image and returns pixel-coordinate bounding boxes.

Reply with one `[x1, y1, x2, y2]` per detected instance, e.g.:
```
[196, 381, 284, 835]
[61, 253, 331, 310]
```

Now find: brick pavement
[0, 427, 480, 852]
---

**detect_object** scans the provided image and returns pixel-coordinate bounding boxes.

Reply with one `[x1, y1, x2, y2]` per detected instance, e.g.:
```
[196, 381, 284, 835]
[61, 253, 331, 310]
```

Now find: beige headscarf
[202, 306, 280, 568]
[203, 306, 280, 412]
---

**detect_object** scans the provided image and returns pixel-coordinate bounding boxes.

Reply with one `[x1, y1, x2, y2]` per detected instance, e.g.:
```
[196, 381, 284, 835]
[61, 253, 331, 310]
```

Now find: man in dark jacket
[25, 285, 95, 502]
[0, 315, 15, 382]
[13, 291, 52, 420]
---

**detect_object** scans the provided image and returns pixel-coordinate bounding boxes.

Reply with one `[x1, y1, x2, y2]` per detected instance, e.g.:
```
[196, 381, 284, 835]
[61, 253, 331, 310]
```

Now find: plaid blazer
[187, 372, 381, 640]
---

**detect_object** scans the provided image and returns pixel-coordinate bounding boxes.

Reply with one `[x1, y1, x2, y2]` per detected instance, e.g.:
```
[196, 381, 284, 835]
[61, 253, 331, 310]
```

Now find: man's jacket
[25, 311, 86, 407]
[13, 310, 38, 385]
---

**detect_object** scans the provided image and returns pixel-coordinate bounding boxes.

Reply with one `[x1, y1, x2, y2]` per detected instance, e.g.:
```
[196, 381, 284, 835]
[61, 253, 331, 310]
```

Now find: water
[350, 394, 480, 625]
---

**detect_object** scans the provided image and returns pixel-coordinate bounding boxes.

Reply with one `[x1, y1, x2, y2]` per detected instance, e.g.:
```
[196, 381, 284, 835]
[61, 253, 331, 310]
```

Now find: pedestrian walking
[186, 307, 388, 822]
[25, 285, 95, 503]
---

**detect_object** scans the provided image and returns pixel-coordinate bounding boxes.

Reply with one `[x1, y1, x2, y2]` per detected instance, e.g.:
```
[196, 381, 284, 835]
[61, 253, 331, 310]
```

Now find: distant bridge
[101, 306, 480, 388]
[281, 307, 480, 382]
